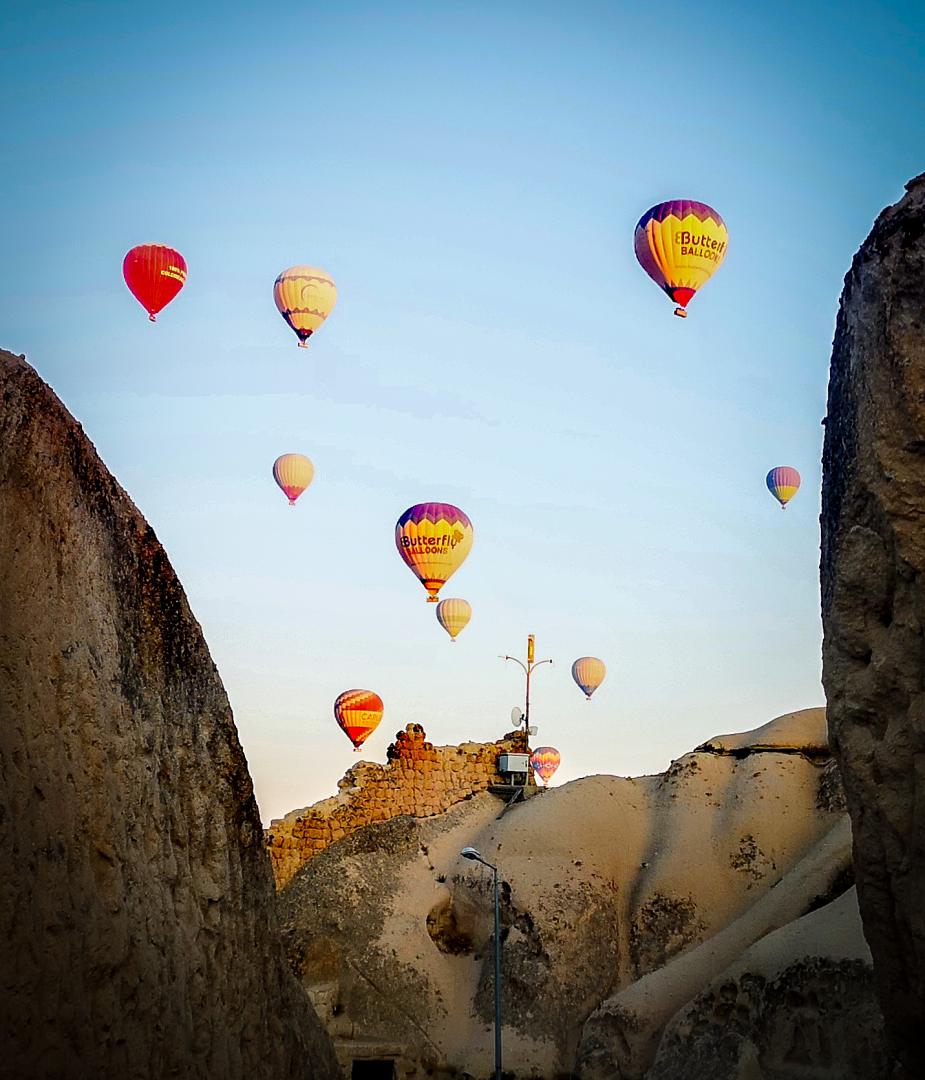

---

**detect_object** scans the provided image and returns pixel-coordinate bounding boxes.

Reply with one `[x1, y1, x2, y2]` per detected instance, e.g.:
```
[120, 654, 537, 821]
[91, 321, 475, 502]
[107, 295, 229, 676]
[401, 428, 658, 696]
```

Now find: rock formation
[278, 708, 878, 1077]
[266, 722, 531, 888]
[821, 174, 925, 1078]
[0, 351, 338, 1079]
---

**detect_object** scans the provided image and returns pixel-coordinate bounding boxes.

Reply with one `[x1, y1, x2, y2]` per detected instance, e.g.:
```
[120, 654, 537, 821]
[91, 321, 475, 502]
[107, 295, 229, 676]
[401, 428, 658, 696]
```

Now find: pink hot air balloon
[766, 466, 801, 510]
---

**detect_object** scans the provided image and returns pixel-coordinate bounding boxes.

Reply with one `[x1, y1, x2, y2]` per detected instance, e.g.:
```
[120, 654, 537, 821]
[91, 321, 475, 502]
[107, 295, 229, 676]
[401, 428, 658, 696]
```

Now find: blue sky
[3, 2, 923, 821]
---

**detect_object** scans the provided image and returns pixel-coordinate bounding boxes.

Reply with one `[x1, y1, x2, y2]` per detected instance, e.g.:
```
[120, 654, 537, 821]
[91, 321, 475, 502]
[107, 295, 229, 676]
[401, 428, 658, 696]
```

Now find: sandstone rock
[647, 888, 885, 1080]
[821, 174, 925, 1077]
[279, 711, 867, 1077]
[0, 351, 338, 1079]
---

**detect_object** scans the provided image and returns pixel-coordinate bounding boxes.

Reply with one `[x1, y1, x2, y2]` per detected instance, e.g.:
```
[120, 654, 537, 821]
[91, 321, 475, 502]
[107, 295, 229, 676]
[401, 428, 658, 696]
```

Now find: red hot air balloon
[334, 689, 384, 752]
[123, 244, 187, 322]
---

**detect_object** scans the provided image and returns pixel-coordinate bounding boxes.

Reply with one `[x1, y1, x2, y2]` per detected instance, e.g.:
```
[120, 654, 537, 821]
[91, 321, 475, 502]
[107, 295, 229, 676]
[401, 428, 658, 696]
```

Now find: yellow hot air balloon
[395, 503, 473, 602]
[571, 656, 606, 700]
[436, 598, 472, 641]
[272, 453, 315, 506]
[273, 265, 337, 347]
[634, 200, 728, 317]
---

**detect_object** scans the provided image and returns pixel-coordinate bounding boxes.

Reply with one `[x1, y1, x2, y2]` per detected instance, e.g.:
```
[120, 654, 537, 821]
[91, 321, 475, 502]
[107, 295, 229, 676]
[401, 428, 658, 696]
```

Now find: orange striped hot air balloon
[766, 466, 801, 510]
[273, 265, 337, 346]
[634, 200, 728, 317]
[123, 244, 187, 321]
[272, 454, 315, 506]
[530, 746, 561, 787]
[436, 598, 472, 641]
[395, 503, 474, 602]
[334, 689, 384, 752]
[571, 657, 606, 700]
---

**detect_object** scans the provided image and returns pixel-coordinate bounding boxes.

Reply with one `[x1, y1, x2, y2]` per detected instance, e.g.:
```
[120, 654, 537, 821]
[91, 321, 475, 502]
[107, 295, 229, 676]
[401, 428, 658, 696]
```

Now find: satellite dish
[511, 706, 523, 725]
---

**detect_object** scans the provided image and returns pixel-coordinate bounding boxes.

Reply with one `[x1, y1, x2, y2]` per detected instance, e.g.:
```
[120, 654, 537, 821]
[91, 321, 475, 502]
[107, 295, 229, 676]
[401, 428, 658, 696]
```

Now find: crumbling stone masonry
[265, 724, 530, 888]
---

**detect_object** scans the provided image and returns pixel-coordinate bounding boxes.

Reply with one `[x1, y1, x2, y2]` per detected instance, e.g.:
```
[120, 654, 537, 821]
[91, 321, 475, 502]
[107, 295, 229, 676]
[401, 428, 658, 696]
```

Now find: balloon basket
[148, 314, 157, 323]
[673, 307, 688, 319]
[297, 340, 309, 349]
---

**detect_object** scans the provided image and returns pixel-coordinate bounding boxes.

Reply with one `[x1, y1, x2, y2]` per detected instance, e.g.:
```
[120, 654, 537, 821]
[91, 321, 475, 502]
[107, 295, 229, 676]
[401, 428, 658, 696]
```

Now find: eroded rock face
[279, 711, 864, 1077]
[821, 175, 925, 1077]
[0, 351, 338, 1079]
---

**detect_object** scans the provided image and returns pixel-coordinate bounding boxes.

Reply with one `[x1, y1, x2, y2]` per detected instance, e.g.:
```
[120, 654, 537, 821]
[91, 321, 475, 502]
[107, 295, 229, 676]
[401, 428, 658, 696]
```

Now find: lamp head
[461, 847, 482, 862]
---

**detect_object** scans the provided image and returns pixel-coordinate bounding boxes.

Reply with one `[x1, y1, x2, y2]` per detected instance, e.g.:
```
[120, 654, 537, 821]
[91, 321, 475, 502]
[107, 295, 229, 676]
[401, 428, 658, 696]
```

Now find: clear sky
[3, 2, 924, 823]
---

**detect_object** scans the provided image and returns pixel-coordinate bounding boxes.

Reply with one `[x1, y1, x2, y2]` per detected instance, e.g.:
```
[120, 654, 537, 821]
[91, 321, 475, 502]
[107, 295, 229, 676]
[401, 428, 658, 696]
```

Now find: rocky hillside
[0, 351, 338, 1079]
[279, 708, 885, 1078]
[822, 173, 925, 1078]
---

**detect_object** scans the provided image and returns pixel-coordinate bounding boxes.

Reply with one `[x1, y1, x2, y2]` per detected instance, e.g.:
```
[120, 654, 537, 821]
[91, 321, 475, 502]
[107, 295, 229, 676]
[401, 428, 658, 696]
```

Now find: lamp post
[461, 847, 502, 1080]
[501, 633, 552, 733]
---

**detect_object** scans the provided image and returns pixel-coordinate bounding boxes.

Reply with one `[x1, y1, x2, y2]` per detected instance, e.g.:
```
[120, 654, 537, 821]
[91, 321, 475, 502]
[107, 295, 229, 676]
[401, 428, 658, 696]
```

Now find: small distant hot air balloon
[334, 689, 384, 752]
[572, 657, 606, 700]
[272, 454, 315, 506]
[436, 598, 471, 641]
[634, 200, 728, 317]
[123, 244, 187, 322]
[767, 466, 801, 510]
[395, 503, 474, 602]
[530, 746, 561, 787]
[273, 265, 337, 347]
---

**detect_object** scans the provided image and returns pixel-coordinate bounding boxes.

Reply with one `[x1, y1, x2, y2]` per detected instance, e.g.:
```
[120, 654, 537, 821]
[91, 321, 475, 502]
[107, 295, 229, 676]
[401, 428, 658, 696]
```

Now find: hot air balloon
[273, 265, 337, 347]
[530, 746, 561, 787]
[436, 598, 472, 641]
[395, 503, 473, 602]
[334, 689, 383, 752]
[634, 200, 728, 317]
[272, 453, 315, 506]
[572, 657, 606, 700]
[766, 466, 801, 510]
[123, 244, 187, 322]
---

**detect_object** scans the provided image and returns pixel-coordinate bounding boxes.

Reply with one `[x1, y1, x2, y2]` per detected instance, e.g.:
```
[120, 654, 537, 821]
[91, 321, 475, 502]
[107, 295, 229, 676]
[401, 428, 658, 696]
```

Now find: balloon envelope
[395, 503, 473, 602]
[634, 200, 727, 317]
[273, 265, 337, 346]
[436, 598, 472, 641]
[123, 244, 187, 321]
[273, 453, 315, 505]
[572, 656, 606, 699]
[766, 466, 801, 509]
[334, 689, 383, 751]
[530, 746, 561, 786]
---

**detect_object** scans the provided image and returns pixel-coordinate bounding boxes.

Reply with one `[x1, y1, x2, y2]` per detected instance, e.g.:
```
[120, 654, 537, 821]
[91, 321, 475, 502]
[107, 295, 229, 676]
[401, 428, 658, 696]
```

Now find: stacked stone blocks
[265, 724, 530, 888]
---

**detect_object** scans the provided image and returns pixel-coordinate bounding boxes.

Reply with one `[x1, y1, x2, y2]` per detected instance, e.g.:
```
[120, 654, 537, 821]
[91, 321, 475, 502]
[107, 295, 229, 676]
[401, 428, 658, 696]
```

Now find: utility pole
[501, 634, 552, 733]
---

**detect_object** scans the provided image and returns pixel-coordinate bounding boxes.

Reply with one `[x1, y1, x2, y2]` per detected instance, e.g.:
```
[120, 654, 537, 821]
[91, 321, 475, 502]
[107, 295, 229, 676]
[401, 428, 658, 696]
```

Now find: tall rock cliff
[0, 351, 338, 1079]
[821, 174, 925, 1077]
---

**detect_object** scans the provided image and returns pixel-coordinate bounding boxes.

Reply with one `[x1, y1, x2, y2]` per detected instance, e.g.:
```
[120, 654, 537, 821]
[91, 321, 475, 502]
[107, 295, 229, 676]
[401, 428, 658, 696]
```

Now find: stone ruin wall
[265, 723, 531, 888]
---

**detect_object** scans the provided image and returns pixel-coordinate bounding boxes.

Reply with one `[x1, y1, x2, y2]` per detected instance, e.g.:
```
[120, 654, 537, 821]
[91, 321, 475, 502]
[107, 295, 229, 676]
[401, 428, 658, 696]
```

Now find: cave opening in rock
[351, 1059, 396, 1080]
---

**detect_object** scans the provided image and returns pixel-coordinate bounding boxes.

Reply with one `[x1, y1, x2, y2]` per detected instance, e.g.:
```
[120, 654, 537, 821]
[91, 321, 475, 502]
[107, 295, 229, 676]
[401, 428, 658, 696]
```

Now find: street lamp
[461, 847, 502, 1080]
[501, 633, 552, 733]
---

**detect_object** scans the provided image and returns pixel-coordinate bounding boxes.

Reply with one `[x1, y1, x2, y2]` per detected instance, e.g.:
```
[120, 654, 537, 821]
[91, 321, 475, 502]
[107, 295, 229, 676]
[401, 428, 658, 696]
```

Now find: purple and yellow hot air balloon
[395, 503, 474, 602]
[334, 689, 384, 752]
[436, 598, 472, 641]
[572, 657, 606, 700]
[766, 466, 801, 510]
[530, 746, 561, 787]
[634, 200, 728, 317]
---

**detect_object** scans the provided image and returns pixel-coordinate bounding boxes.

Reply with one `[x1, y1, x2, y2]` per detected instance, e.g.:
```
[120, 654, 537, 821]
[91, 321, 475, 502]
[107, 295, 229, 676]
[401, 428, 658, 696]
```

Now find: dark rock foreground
[822, 174, 925, 1078]
[0, 351, 338, 1079]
